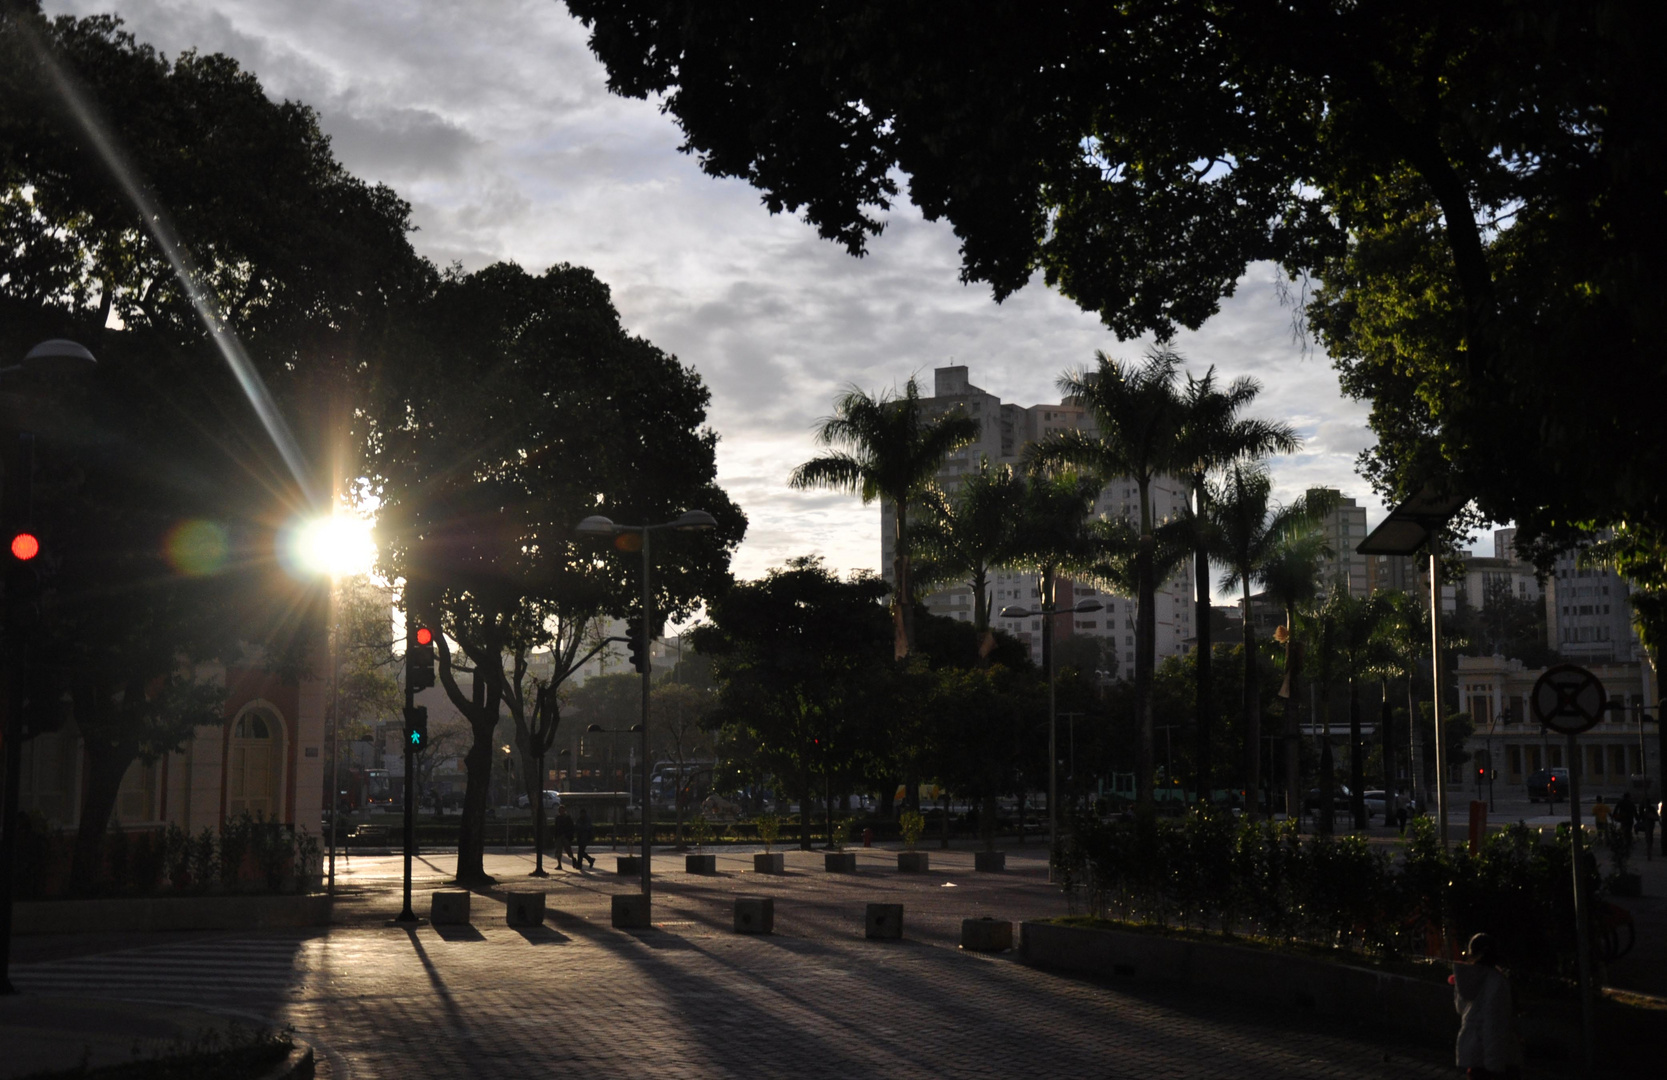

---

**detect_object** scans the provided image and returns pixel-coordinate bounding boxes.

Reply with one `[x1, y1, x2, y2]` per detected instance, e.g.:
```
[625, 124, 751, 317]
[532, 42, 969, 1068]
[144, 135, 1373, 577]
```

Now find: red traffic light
[415, 626, 433, 646]
[10, 532, 39, 561]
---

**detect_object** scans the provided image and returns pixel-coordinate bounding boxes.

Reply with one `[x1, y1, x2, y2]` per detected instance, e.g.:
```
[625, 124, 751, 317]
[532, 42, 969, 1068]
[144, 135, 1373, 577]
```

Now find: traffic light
[10, 531, 39, 561]
[626, 615, 648, 674]
[407, 625, 436, 691]
[404, 705, 428, 750]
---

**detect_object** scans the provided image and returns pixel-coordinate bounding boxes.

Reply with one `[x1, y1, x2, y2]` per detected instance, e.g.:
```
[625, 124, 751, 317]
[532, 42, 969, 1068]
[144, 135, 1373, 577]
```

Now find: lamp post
[576, 510, 716, 904]
[999, 595, 1103, 879]
[1, 339, 96, 995]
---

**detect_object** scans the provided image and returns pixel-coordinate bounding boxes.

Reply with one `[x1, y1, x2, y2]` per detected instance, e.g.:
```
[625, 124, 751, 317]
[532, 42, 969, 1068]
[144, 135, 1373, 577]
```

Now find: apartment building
[1310, 488, 1370, 598]
[880, 365, 1195, 671]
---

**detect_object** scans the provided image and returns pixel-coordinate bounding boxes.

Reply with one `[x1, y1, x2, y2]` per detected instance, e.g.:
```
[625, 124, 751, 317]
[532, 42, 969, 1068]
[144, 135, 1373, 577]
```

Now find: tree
[1318, 590, 1393, 830]
[1171, 368, 1297, 804]
[367, 261, 744, 885]
[1213, 465, 1335, 819]
[652, 680, 717, 844]
[1259, 522, 1331, 827]
[1030, 350, 1187, 813]
[789, 378, 978, 658]
[922, 662, 1042, 852]
[691, 558, 892, 849]
[912, 458, 1026, 638]
[1372, 590, 1433, 808]
[569, 2, 1667, 560]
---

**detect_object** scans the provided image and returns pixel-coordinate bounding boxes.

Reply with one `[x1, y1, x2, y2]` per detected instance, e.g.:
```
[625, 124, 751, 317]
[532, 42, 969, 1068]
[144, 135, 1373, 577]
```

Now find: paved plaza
[7, 842, 1509, 1080]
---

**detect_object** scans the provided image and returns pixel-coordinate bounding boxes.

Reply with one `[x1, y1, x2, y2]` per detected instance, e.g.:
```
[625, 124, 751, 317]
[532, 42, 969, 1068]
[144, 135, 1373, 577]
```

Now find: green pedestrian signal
[404, 704, 428, 750]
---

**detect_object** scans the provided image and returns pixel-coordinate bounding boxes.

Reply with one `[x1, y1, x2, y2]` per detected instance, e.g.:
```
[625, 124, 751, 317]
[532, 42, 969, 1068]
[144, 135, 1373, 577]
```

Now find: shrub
[899, 810, 926, 850]
[756, 813, 781, 852]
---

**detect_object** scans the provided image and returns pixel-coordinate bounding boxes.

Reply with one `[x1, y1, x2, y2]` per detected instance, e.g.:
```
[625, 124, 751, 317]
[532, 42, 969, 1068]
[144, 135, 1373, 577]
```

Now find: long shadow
[511, 924, 570, 945]
[432, 924, 485, 943]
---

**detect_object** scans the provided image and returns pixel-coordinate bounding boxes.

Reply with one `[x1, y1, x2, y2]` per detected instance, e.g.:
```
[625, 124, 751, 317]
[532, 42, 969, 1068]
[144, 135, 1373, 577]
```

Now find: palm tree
[790, 377, 979, 658]
[1320, 589, 1394, 829]
[912, 458, 1026, 638]
[1372, 590, 1431, 811]
[1029, 349, 1186, 814]
[1259, 522, 1331, 825]
[1213, 464, 1335, 819]
[1173, 369, 1297, 803]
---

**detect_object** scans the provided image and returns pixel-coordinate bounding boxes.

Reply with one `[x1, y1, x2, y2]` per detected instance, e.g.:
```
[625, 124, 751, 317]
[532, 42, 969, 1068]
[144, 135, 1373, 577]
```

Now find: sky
[44, 0, 1412, 587]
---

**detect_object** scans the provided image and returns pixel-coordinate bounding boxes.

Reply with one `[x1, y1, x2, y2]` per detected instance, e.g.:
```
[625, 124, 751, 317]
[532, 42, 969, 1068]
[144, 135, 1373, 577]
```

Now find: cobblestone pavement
[12, 845, 1478, 1080]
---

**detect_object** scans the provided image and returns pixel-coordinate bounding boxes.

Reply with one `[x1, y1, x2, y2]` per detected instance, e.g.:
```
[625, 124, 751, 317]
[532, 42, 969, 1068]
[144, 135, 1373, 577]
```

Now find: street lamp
[2, 339, 96, 995]
[999, 595, 1103, 878]
[576, 510, 716, 905]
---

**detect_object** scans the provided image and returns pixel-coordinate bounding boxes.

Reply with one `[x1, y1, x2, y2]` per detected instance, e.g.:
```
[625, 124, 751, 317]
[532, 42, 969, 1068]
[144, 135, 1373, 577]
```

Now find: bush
[1054, 808, 1602, 978]
[899, 810, 926, 850]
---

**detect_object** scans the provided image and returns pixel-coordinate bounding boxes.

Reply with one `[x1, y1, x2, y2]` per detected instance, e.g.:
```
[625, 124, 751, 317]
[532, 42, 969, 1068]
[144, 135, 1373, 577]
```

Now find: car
[1363, 790, 1388, 818]
[516, 790, 563, 810]
[1302, 785, 1354, 815]
[1526, 768, 1570, 802]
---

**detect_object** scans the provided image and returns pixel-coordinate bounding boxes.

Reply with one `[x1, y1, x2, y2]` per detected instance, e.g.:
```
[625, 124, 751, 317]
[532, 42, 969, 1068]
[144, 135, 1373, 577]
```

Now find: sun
[288, 512, 378, 578]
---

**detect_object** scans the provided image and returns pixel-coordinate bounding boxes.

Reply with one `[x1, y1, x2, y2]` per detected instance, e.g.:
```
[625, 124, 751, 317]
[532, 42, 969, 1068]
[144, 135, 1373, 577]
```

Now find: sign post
[1531, 663, 1605, 1071]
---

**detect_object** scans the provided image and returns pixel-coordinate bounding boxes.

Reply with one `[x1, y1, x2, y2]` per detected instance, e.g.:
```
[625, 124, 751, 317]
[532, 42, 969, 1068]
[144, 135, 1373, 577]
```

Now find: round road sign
[1531, 664, 1606, 735]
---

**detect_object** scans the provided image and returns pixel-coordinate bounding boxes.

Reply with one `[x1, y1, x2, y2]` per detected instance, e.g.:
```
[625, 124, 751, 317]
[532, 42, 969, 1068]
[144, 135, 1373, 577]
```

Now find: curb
[255, 1040, 315, 1080]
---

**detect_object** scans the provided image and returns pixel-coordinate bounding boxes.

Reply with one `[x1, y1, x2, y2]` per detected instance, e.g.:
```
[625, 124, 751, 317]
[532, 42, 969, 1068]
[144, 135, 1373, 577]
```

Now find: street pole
[1046, 591, 1057, 882]
[396, 606, 417, 923]
[1566, 731, 1594, 1071]
[1429, 549, 1449, 846]
[0, 428, 31, 994]
[640, 528, 653, 901]
[327, 591, 341, 896]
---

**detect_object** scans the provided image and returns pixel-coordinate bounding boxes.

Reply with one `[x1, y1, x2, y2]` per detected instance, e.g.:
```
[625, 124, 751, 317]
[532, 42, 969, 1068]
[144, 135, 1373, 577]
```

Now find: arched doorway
[227, 706, 285, 819]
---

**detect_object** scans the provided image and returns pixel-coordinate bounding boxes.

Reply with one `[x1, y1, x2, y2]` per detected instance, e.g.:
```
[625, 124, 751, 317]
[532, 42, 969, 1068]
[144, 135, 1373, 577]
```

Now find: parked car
[1302, 785, 1354, 815]
[1526, 768, 1570, 802]
[1363, 790, 1388, 819]
[516, 790, 563, 810]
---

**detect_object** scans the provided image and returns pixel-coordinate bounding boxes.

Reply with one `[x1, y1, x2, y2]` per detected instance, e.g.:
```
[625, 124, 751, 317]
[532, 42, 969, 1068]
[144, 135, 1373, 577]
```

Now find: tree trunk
[455, 724, 496, 884]
[1241, 582, 1260, 820]
[1135, 489, 1156, 814]
[799, 765, 813, 850]
[69, 746, 133, 894]
[1194, 540, 1212, 804]
[878, 782, 895, 821]
[893, 504, 913, 659]
[981, 793, 998, 852]
[1318, 686, 1336, 836]
[1348, 678, 1367, 829]
[1379, 679, 1397, 806]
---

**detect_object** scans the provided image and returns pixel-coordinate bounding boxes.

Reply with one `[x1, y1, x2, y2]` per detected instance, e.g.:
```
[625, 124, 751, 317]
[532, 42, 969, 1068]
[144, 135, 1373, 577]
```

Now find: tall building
[1309, 488, 1369, 598]
[1545, 545, 1641, 663]
[881, 365, 1194, 671]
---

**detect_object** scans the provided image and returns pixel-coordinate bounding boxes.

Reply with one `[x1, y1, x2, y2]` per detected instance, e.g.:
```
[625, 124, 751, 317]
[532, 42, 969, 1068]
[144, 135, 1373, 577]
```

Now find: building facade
[881, 365, 1195, 671]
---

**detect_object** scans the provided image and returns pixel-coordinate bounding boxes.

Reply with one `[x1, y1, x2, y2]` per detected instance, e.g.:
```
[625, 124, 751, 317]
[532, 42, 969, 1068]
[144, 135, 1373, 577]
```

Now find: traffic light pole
[0, 431, 33, 995]
[396, 605, 418, 923]
[640, 529, 653, 902]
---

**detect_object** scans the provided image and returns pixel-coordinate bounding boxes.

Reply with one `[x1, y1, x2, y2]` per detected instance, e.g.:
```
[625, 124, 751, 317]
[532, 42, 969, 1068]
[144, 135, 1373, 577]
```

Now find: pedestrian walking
[1395, 790, 1410, 835]
[1452, 932, 1522, 1080]
[1638, 799, 1659, 860]
[1613, 792, 1637, 842]
[553, 804, 576, 869]
[576, 807, 596, 869]
[1592, 794, 1610, 841]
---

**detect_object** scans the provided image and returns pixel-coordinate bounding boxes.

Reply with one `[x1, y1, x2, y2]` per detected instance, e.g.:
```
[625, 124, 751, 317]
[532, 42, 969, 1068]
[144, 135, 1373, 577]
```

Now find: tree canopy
[568, 1, 1665, 557]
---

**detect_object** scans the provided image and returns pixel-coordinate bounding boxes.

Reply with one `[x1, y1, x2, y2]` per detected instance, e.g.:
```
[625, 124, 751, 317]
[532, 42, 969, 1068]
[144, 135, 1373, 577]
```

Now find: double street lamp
[999, 594, 1103, 875]
[576, 510, 716, 905]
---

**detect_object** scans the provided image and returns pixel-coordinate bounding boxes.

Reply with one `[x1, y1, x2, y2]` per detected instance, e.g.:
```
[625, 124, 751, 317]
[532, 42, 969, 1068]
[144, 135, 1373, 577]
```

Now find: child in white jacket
[1452, 932, 1522, 1079]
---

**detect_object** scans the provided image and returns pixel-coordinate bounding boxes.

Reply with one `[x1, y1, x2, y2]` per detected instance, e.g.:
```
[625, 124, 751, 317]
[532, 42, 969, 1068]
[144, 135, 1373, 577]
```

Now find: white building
[882, 365, 1195, 671]
[1545, 547, 1642, 663]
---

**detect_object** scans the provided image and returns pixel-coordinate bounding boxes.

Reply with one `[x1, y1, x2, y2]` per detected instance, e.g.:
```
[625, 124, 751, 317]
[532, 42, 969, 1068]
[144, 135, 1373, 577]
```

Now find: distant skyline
[45, 0, 1448, 587]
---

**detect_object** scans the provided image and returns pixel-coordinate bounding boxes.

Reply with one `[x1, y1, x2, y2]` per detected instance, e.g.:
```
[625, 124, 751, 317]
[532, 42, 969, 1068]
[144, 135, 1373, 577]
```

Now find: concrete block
[897, 851, 930, 873]
[733, 896, 774, 934]
[824, 851, 857, 873]
[866, 902, 903, 940]
[611, 893, 651, 929]
[753, 852, 785, 874]
[685, 853, 717, 874]
[616, 855, 642, 875]
[961, 917, 1013, 952]
[974, 850, 1006, 873]
[429, 890, 471, 926]
[504, 891, 545, 927]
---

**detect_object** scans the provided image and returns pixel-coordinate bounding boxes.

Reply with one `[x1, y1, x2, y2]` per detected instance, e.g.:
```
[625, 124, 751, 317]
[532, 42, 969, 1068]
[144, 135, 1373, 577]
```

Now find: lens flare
[283, 514, 377, 578]
[164, 520, 229, 576]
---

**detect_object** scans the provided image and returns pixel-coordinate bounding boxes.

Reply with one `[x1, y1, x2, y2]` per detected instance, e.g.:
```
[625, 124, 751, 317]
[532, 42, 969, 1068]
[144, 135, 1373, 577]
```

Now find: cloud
[43, 0, 1407, 580]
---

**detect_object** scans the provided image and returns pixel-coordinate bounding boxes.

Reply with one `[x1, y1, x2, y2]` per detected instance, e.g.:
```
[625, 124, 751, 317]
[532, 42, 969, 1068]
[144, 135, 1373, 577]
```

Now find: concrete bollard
[611, 893, 651, 929]
[960, 917, 1013, 952]
[430, 890, 471, 925]
[824, 851, 857, 873]
[686, 853, 718, 874]
[504, 891, 545, 927]
[897, 851, 930, 873]
[616, 855, 642, 876]
[753, 852, 785, 874]
[733, 896, 774, 934]
[974, 850, 1006, 873]
[865, 902, 903, 940]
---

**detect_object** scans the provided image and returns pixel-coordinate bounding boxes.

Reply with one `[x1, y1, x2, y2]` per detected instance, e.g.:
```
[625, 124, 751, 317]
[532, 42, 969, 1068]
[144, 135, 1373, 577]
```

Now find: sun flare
[287, 512, 378, 578]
